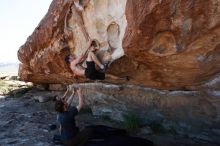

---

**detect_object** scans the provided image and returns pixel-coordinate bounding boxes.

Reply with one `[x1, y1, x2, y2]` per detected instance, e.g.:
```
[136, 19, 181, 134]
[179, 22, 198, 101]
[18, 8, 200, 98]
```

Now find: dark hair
[55, 100, 64, 112]
[79, 0, 83, 5]
[91, 40, 98, 47]
[65, 55, 70, 64]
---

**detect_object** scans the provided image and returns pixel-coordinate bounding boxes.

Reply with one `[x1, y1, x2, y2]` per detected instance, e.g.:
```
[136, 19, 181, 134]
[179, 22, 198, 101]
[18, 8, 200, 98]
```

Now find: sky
[0, 0, 52, 63]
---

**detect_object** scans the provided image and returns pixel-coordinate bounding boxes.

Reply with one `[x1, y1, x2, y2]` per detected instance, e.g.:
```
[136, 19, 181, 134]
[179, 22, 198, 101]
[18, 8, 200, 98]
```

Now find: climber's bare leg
[106, 74, 129, 81]
[105, 74, 120, 80]
[87, 52, 103, 68]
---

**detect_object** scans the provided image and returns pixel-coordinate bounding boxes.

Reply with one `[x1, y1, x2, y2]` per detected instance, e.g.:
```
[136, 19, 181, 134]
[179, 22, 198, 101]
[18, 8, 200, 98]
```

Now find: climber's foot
[100, 61, 110, 73]
[103, 61, 110, 72]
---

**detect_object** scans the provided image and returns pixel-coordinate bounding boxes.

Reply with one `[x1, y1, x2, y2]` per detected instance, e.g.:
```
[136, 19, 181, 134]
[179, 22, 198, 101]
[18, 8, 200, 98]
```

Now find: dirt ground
[0, 88, 219, 146]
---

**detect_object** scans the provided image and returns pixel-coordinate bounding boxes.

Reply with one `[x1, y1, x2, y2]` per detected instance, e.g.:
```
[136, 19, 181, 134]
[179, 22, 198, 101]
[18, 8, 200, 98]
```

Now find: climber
[55, 87, 125, 146]
[65, 40, 129, 81]
[55, 87, 83, 146]
[54, 87, 153, 146]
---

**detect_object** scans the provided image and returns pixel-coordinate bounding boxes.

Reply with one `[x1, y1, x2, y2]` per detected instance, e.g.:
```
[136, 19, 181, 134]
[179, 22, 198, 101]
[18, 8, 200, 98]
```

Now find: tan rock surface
[18, 0, 220, 89]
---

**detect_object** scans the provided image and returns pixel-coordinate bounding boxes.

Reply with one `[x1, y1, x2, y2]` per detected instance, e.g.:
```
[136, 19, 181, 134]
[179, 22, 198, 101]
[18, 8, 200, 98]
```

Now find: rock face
[69, 83, 220, 140]
[18, 0, 220, 89]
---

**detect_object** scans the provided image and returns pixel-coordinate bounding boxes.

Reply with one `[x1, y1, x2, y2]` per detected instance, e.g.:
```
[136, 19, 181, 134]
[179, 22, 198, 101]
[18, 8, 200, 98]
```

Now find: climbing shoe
[103, 62, 110, 72]
[100, 61, 110, 73]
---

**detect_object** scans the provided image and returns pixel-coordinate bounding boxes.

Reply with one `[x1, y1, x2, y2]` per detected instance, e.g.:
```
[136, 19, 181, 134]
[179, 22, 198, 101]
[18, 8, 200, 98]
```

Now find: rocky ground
[0, 76, 219, 146]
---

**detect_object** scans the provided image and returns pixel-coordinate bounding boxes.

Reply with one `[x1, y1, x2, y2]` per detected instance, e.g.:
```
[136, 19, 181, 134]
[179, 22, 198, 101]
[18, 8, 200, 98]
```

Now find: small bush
[149, 122, 177, 134]
[149, 122, 165, 133]
[101, 114, 111, 121]
[122, 112, 141, 133]
[79, 106, 92, 114]
[9, 87, 31, 98]
[0, 80, 7, 87]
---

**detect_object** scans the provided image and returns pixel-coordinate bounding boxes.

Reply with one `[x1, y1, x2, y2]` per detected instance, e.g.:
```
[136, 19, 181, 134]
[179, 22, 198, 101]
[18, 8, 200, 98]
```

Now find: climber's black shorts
[85, 61, 105, 80]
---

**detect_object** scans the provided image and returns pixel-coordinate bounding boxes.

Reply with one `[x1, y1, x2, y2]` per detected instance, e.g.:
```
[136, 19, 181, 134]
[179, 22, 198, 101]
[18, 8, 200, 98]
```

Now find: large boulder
[69, 83, 220, 140]
[18, 0, 220, 89]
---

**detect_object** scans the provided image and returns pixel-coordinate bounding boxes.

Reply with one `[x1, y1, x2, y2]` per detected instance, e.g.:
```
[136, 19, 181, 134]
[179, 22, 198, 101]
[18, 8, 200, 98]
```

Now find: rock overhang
[17, 0, 220, 90]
